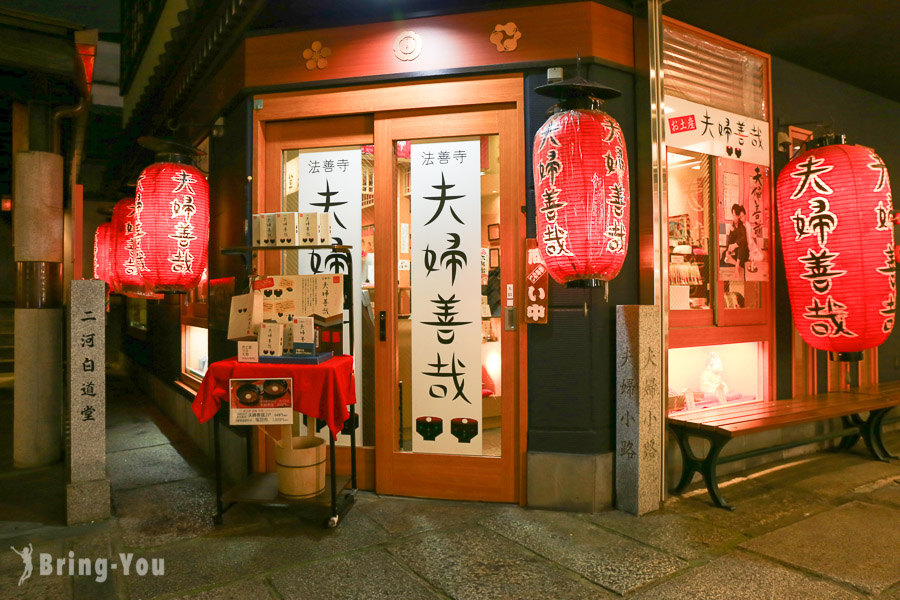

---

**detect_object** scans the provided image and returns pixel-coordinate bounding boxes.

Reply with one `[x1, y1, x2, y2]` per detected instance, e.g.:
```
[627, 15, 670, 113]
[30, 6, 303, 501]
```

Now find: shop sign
[289, 147, 363, 443]
[524, 238, 549, 323]
[666, 96, 770, 167]
[411, 139, 482, 455]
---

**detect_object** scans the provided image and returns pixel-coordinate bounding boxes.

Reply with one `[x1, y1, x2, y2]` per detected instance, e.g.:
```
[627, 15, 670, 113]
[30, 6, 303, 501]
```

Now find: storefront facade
[111, 0, 897, 511]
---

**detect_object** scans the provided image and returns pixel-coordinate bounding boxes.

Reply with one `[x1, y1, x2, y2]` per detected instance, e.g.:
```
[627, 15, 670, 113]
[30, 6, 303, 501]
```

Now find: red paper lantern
[136, 161, 209, 293]
[110, 197, 148, 294]
[533, 79, 629, 284]
[776, 140, 894, 355]
[94, 222, 111, 284]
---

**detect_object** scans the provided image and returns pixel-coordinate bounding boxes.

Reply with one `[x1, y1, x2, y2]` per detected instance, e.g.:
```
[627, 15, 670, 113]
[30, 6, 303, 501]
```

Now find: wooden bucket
[275, 423, 326, 499]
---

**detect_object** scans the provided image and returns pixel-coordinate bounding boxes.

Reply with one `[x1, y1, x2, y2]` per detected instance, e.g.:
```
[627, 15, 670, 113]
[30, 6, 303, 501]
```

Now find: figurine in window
[700, 351, 729, 404]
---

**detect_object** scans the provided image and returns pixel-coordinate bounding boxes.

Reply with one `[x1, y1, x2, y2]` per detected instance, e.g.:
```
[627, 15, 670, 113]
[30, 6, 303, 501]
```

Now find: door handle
[379, 310, 386, 341]
[504, 306, 517, 331]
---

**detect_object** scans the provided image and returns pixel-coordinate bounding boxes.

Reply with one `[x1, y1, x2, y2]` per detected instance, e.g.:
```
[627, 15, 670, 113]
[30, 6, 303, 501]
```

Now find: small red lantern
[136, 138, 209, 293]
[776, 136, 894, 358]
[94, 222, 111, 284]
[110, 197, 148, 295]
[533, 76, 629, 285]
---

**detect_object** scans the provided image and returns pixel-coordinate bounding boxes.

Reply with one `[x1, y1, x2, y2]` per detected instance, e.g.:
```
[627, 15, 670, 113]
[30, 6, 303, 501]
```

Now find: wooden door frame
[251, 75, 528, 504]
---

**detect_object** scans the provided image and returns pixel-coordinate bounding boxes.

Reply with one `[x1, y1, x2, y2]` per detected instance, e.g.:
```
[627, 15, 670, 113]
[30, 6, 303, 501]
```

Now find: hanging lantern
[93, 222, 111, 284]
[136, 137, 209, 293]
[776, 135, 894, 359]
[532, 75, 629, 287]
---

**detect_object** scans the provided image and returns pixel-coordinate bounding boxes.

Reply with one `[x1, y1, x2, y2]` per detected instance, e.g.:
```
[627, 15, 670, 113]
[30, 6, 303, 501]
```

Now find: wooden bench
[667, 383, 900, 510]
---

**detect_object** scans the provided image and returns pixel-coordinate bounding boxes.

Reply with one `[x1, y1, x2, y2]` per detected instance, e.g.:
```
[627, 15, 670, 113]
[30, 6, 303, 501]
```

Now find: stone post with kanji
[615, 305, 663, 515]
[67, 280, 110, 524]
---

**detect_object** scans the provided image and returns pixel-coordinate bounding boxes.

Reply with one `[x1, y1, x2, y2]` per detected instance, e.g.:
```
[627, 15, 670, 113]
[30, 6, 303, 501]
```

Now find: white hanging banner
[411, 139, 482, 455]
[294, 147, 363, 445]
[665, 96, 770, 167]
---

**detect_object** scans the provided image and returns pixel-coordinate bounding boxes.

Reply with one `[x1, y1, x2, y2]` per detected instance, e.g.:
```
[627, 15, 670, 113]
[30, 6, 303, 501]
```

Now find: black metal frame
[669, 407, 896, 510]
[212, 244, 358, 528]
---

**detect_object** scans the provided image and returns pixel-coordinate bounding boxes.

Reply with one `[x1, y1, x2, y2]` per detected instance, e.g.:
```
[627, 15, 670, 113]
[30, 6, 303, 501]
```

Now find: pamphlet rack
[212, 243, 357, 528]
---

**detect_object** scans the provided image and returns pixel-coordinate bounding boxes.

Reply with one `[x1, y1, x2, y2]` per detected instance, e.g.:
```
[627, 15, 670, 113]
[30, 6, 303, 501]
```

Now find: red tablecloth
[192, 356, 356, 439]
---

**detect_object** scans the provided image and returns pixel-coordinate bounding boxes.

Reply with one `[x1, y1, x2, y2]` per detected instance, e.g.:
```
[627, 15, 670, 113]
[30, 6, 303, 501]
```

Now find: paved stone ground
[2, 375, 900, 599]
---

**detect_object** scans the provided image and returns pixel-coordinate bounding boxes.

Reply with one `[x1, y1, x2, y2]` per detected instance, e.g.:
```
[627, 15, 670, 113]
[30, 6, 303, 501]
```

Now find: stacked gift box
[227, 272, 344, 364]
[251, 212, 331, 247]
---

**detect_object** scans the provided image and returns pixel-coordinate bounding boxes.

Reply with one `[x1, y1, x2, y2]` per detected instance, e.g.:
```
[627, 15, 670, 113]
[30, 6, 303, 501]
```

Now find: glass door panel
[396, 135, 501, 457]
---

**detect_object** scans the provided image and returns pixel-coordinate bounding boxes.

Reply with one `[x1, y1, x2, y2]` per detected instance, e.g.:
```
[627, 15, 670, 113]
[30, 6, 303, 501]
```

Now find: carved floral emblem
[303, 41, 331, 70]
[490, 22, 521, 52]
[394, 30, 423, 61]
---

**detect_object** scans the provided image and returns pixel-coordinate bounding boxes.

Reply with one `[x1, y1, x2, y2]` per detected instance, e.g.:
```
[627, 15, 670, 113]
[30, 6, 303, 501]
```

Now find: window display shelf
[221, 244, 351, 254]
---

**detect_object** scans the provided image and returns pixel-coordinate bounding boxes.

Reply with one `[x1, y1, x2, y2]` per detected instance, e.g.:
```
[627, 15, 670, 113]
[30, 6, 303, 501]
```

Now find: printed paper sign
[229, 378, 292, 425]
[525, 238, 549, 323]
[411, 139, 482, 455]
[288, 147, 363, 444]
[666, 96, 770, 167]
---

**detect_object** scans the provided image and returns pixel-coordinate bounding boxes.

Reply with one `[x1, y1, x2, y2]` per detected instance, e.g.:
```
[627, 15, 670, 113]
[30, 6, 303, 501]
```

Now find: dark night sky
[0, 0, 119, 33]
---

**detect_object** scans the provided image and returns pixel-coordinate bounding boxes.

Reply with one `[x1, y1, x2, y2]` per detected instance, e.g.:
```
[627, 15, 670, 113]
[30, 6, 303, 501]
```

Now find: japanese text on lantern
[788, 155, 855, 337]
[411, 139, 481, 455]
[535, 119, 572, 257]
[124, 184, 148, 276]
[168, 170, 199, 274]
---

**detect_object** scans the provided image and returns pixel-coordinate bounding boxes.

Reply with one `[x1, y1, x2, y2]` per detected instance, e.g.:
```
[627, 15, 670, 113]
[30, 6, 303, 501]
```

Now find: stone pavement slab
[389, 525, 610, 600]
[747, 453, 900, 499]
[855, 477, 900, 508]
[113, 476, 263, 549]
[480, 510, 686, 594]
[585, 508, 744, 560]
[356, 495, 508, 537]
[107, 443, 206, 492]
[270, 549, 441, 600]
[169, 578, 276, 600]
[631, 551, 863, 600]
[125, 510, 389, 599]
[665, 477, 833, 535]
[741, 501, 900, 594]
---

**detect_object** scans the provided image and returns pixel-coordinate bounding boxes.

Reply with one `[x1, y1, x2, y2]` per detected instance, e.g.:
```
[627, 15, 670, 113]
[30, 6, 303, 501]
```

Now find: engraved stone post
[67, 280, 110, 524]
[615, 305, 662, 515]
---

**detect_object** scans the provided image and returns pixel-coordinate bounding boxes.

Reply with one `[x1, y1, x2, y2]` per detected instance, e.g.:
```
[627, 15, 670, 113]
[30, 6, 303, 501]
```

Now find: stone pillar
[13, 151, 64, 467]
[67, 280, 110, 524]
[615, 305, 663, 515]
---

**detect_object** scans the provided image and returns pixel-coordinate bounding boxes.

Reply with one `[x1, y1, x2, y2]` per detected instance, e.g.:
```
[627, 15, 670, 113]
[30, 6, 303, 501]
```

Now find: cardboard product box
[314, 313, 343, 356]
[281, 321, 294, 355]
[313, 273, 343, 319]
[237, 341, 259, 363]
[227, 293, 263, 341]
[275, 212, 299, 247]
[299, 213, 318, 246]
[317, 212, 332, 245]
[291, 316, 316, 355]
[259, 322, 284, 357]
[252, 214, 262, 247]
[262, 213, 278, 247]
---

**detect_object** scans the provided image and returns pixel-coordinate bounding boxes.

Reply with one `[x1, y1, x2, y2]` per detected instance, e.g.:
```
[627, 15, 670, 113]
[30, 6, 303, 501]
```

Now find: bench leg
[669, 426, 734, 510]
[859, 409, 895, 462]
[837, 415, 861, 451]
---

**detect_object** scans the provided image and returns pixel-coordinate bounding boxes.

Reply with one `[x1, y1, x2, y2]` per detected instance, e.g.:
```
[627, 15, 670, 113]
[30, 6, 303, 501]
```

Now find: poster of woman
[717, 160, 769, 283]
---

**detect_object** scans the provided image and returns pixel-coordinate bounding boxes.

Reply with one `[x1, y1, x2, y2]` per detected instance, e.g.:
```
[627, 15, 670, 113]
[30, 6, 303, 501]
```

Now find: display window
[182, 324, 209, 381]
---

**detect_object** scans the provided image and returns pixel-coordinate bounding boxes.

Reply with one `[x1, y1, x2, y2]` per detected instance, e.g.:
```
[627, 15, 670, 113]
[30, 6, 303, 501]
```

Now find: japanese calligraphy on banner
[290, 147, 362, 444]
[525, 238, 549, 323]
[716, 158, 770, 282]
[411, 139, 482, 455]
[666, 96, 770, 167]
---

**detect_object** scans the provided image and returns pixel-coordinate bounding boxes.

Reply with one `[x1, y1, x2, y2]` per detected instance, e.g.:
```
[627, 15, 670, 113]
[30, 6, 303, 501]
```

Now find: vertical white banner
[411, 139, 482, 455]
[294, 147, 363, 444]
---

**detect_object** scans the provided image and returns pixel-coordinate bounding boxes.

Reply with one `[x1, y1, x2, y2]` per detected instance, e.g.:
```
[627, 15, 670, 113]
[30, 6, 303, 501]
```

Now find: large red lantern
[110, 197, 148, 295]
[136, 139, 209, 293]
[533, 77, 629, 285]
[776, 137, 894, 357]
[93, 222, 111, 284]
